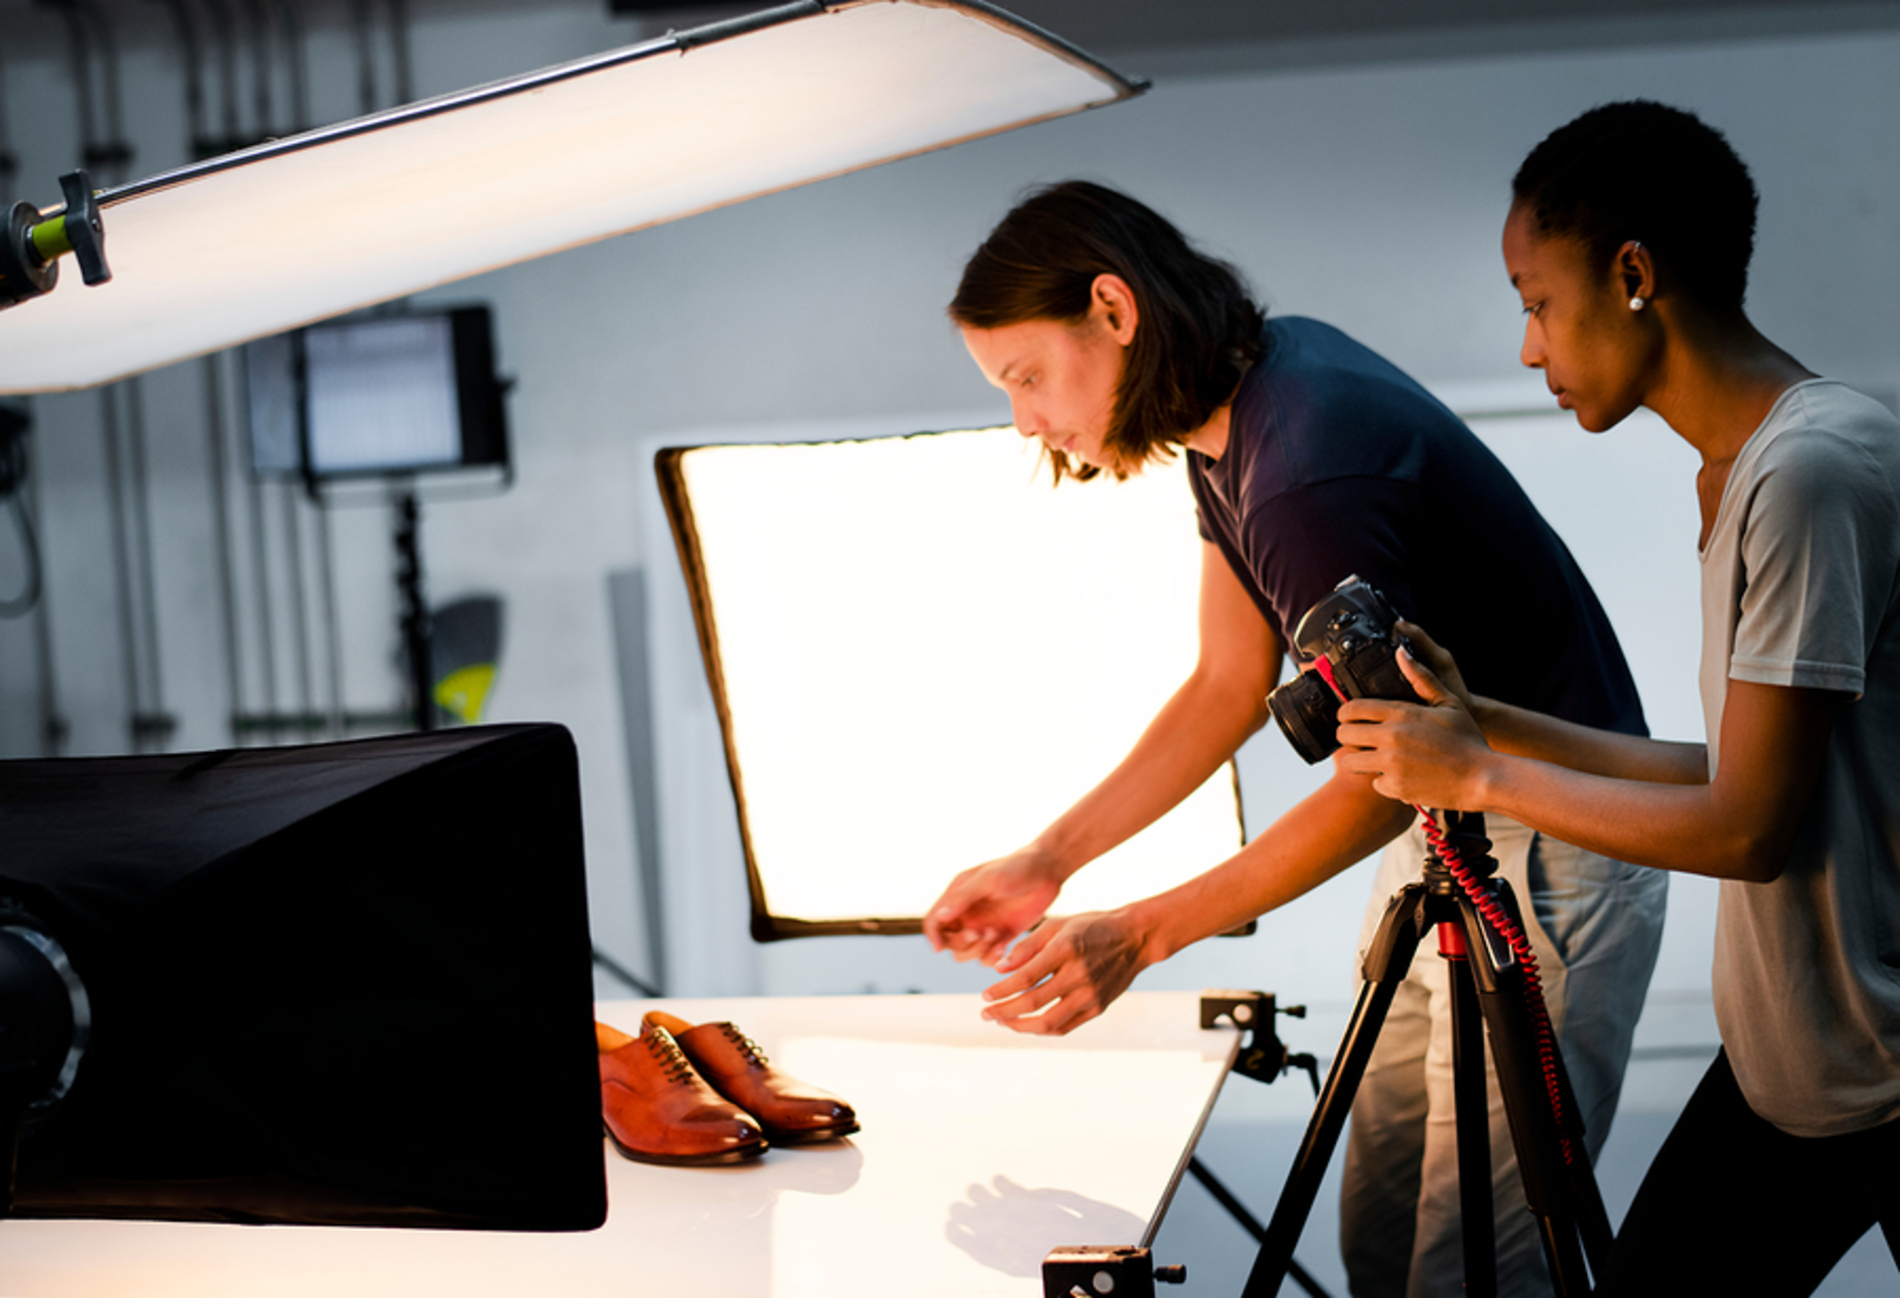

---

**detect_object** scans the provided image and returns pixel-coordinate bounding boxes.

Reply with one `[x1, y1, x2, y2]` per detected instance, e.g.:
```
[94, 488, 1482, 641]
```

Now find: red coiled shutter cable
[1314, 654, 1576, 1165]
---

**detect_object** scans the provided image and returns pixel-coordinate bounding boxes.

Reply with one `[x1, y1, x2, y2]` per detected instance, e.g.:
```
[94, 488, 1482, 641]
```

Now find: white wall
[2, 3, 1896, 1012]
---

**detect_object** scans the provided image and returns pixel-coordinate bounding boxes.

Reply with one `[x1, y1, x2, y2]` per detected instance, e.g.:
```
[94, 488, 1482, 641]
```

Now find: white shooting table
[0, 990, 1240, 1297]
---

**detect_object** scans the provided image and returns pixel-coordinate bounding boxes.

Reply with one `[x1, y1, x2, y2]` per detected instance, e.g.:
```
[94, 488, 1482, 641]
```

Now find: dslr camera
[1267, 575, 1422, 764]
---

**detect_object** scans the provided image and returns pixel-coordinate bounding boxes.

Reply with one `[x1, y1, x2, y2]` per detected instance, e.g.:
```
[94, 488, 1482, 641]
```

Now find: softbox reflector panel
[0, 724, 605, 1230]
[0, 0, 1141, 393]
[658, 428, 1246, 940]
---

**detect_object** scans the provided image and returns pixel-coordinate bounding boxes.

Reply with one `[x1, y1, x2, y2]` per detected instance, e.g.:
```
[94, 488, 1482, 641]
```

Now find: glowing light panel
[661, 427, 1243, 935]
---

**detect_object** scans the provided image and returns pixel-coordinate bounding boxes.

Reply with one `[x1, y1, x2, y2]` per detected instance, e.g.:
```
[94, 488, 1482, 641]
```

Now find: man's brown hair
[949, 181, 1264, 481]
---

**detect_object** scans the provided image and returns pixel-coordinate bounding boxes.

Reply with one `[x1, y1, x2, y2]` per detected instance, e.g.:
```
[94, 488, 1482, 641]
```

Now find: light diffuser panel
[659, 427, 1245, 938]
[0, 1, 1141, 394]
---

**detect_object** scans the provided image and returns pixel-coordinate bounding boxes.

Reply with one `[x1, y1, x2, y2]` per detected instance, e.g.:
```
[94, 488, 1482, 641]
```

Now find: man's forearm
[1129, 770, 1417, 964]
[1034, 667, 1269, 879]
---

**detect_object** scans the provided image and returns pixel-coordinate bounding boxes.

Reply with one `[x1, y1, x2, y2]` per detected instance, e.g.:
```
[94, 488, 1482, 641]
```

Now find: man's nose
[1010, 399, 1043, 436]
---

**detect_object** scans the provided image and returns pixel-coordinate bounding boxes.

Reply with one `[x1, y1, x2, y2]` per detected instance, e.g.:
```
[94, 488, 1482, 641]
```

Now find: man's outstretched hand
[977, 909, 1150, 1036]
[924, 847, 1065, 968]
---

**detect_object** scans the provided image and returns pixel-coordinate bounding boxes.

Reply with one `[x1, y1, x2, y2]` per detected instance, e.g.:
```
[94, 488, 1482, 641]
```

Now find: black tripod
[1244, 810, 1614, 1297]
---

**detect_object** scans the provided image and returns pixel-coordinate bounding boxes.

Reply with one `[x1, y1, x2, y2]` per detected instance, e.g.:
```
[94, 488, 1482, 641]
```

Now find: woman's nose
[1519, 324, 1545, 370]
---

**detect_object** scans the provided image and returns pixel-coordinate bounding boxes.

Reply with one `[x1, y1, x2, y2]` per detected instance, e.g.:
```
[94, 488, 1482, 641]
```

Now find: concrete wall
[2, 2, 1896, 1016]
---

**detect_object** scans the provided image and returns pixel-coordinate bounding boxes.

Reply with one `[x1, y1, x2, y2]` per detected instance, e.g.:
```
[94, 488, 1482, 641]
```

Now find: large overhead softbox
[0, 723, 604, 1230]
[0, 0, 1142, 393]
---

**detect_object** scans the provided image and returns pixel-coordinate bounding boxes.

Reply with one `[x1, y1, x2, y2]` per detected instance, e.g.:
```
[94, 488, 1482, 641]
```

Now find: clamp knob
[0, 169, 110, 310]
[55, 171, 111, 286]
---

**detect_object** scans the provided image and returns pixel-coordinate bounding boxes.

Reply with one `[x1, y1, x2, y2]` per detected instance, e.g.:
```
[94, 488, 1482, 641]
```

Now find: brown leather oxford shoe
[598, 1020, 768, 1166]
[643, 1011, 860, 1145]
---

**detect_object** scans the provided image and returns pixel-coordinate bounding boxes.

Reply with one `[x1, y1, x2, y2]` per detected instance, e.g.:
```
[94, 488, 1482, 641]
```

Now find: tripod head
[1419, 809, 1498, 893]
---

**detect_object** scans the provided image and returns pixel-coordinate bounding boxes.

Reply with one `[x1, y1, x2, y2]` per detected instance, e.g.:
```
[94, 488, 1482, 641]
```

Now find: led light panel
[0, 0, 1140, 393]
[304, 317, 461, 474]
[659, 427, 1245, 938]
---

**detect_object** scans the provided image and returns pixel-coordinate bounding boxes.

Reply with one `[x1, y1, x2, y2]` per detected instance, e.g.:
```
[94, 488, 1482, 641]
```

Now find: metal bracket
[1200, 990, 1320, 1094]
[1042, 1245, 1184, 1298]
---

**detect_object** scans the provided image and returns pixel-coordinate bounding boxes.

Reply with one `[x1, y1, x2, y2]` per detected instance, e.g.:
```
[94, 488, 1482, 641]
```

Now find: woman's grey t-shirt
[1701, 378, 1900, 1136]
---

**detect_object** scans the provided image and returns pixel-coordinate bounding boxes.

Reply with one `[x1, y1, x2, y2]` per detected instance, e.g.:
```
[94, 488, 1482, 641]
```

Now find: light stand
[393, 486, 433, 731]
[1243, 810, 1614, 1298]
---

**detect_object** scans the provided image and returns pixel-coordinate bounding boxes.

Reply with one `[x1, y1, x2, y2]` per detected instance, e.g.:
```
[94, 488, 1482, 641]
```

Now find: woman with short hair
[1339, 100, 1900, 1293]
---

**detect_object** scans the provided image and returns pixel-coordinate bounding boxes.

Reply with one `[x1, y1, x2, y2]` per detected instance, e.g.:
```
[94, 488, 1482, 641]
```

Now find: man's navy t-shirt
[1188, 316, 1645, 734]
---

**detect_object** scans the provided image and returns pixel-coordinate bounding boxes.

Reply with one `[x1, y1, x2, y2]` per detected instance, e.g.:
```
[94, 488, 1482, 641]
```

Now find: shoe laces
[717, 1023, 770, 1071]
[645, 1029, 696, 1084]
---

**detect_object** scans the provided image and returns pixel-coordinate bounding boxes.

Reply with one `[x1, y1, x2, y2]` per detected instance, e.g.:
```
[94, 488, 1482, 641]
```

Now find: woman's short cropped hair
[1513, 100, 1758, 314]
[949, 181, 1264, 481]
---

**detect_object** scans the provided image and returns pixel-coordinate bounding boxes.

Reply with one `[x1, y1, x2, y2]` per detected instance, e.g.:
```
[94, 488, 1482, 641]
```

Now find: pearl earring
[1629, 296, 1646, 311]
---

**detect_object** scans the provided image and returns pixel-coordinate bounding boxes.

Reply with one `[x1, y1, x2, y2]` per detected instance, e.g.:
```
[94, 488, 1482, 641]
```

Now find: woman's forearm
[1365, 681, 1847, 881]
[1471, 696, 1708, 785]
[1473, 753, 1768, 879]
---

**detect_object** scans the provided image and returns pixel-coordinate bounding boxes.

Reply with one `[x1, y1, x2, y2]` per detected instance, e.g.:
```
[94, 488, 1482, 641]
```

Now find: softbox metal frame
[657, 429, 1248, 943]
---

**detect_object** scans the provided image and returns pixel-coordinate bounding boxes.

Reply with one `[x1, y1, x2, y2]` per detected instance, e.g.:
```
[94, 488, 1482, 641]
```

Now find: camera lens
[1267, 671, 1342, 765]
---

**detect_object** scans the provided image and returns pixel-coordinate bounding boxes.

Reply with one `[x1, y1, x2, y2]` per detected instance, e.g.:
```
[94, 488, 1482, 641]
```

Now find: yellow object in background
[435, 662, 498, 726]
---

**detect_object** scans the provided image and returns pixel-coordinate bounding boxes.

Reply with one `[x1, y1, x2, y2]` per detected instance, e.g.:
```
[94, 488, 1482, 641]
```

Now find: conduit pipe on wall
[46, 0, 173, 752]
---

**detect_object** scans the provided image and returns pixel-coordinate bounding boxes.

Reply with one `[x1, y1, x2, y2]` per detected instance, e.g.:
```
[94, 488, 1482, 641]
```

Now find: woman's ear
[1616, 239, 1655, 310]
[1090, 273, 1140, 345]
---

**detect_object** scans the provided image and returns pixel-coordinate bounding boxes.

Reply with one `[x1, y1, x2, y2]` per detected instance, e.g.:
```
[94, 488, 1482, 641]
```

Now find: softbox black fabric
[0, 723, 605, 1230]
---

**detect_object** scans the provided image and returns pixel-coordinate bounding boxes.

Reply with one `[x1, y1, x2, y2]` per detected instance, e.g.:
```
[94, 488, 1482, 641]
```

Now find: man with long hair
[925, 180, 1665, 1296]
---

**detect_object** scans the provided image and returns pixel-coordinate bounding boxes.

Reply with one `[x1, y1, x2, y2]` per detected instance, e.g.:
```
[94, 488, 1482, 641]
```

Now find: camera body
[1267, 575, 1421, 764]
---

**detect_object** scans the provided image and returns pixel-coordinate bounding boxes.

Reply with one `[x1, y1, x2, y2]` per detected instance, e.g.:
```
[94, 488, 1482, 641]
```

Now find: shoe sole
[759, 1120, 861, 1146]
[603, 1121, 769, 1167]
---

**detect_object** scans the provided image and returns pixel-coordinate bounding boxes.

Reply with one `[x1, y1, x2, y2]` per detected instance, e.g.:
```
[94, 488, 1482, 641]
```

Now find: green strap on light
[29, 216, 74, 264]
[0, 171, 109, 312]
[0, 172, 109, 310]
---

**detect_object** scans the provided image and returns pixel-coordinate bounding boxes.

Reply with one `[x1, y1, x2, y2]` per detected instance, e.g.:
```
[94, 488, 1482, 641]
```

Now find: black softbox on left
[0, 723, 605, 1231]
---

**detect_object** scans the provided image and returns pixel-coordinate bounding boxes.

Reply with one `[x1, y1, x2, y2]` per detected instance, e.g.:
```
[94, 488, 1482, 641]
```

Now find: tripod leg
[1445, 935, 1497, 1298]
[1531, 1051, 1614, 1287]
[1242, 976, 1397, 1297]
[1509, 1022, 1614, 1281]
[1566, 1127, 1615, 1270]
[1454, 885, 1606, 1297]
[1243, 887, 1426, 1298]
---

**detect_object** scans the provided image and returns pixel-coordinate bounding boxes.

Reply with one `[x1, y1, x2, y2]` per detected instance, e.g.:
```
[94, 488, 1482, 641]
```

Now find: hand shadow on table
[944, 1174, 1146, 1277]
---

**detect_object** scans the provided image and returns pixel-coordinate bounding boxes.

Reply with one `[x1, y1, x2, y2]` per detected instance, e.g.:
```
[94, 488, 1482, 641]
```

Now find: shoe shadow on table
[944, 1174, 1146, 1277]
[762, 1139, 865, 1197]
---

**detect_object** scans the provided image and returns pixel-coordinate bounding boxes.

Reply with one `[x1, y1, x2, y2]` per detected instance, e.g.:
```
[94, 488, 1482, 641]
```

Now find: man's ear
[1090, 273, 1139, 345]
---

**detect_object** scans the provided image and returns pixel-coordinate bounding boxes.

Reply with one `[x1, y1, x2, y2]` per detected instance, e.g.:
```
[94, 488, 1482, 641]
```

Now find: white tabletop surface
[0, 990, 1238, 1297]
